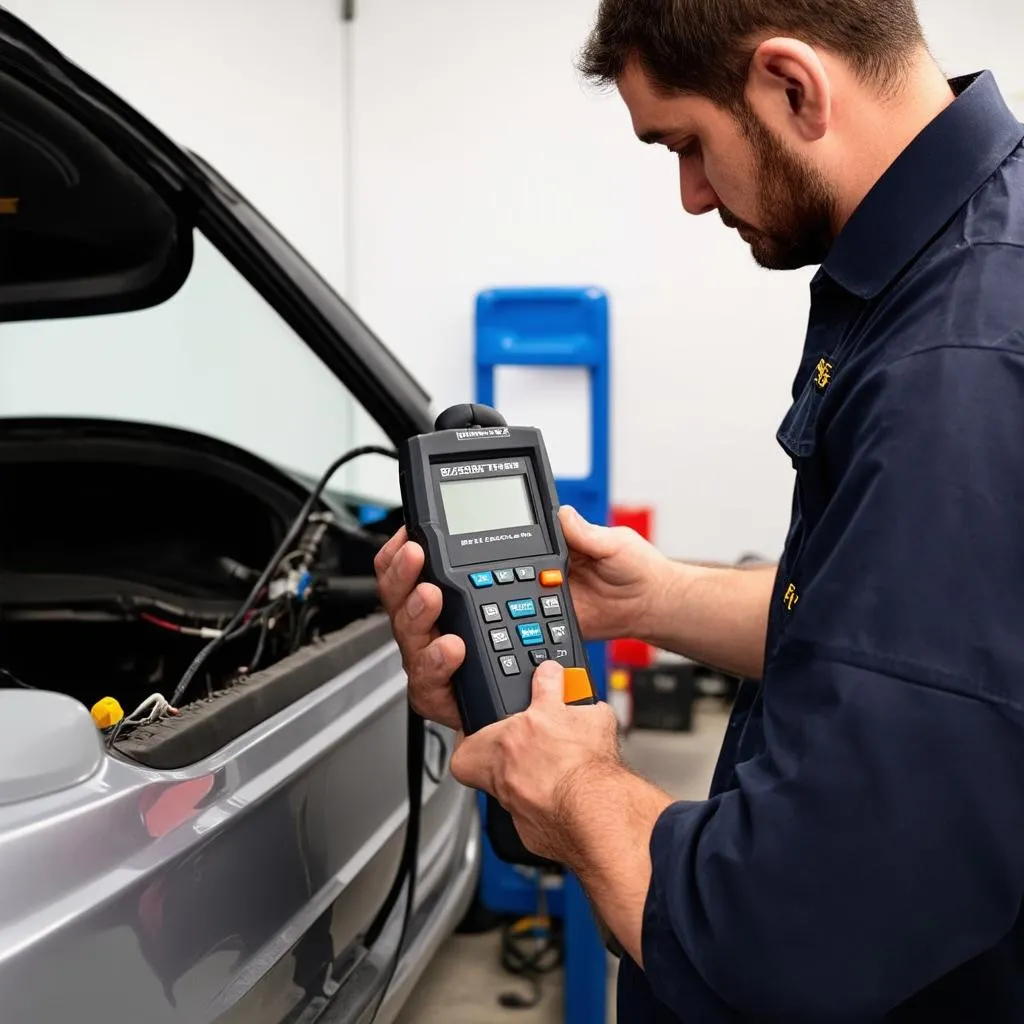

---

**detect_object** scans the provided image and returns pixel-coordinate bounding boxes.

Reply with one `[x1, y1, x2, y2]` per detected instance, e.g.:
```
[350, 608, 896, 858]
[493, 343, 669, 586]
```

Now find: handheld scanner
[399, 410, 596, 735]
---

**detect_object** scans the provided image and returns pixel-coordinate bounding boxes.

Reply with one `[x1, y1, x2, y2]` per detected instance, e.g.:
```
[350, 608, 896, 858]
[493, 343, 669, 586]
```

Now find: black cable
[424, 725, 448, 785]
[497, 912, 564, 1010]
[249, 605, 276, 672]
[170, 445, 398, 706]
[291, 603, 319, 654]
[0, 667, 34, 689]
[366, 703, 425, 1022]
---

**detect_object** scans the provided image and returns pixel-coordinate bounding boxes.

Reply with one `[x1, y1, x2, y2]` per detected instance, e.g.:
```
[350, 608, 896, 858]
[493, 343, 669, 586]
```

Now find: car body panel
[0, 635, 477, 1023]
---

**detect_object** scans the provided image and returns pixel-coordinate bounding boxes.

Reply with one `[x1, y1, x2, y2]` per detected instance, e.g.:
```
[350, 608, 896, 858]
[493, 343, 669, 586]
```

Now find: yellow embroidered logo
[783, 583, 800, 611]
[814, 358, 834, 393]
[0, 197, 19, 215]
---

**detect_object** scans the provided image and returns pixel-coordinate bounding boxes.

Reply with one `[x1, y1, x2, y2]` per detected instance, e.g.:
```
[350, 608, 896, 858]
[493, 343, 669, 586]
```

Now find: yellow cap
[610, 669, 631, 692]
[91, 697, 124, 730]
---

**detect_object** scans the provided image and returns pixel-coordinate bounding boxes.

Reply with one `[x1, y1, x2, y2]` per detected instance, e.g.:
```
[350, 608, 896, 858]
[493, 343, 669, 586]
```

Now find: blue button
[470, 572, 494, 588]
[516, 623, 544, 646]
[506, 599, 537, 619]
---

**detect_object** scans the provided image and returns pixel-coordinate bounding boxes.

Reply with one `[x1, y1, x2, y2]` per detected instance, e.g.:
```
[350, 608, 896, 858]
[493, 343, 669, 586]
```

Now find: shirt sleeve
[641, 344, 1024, 1022]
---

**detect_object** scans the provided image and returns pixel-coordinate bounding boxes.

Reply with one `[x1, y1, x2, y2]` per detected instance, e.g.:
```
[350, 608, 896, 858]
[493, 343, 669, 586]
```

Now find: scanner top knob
[433, 404, 508, 432]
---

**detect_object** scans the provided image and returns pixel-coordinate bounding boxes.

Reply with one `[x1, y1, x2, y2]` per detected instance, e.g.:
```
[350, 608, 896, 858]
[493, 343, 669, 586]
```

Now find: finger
[408, 633, 466, 687]
[374, 526, 408, 577]
[379, 541, 425, 615]
[559, 505, 619, 559]
[530, 658, 566, 710]
[450, 726, 499, 793]
[393, 582, 443, 644]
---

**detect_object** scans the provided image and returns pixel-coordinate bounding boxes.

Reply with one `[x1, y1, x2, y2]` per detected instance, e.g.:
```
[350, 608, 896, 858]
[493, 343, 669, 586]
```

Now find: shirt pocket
[777, 355, 836, 526]
[777, 358, 831, 461]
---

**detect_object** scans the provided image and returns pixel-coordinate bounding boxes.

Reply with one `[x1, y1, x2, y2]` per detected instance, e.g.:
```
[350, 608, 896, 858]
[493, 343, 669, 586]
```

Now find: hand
[450, 659, 625, 863]
[559, 505, 671, 643]
[374, 527, 464, 731]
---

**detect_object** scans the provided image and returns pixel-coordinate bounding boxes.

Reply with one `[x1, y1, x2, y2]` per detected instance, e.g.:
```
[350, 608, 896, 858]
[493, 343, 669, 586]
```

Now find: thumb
[559, 505, 617, 559]
[450, 728, 492, 791]
[531, 658, 566, 709]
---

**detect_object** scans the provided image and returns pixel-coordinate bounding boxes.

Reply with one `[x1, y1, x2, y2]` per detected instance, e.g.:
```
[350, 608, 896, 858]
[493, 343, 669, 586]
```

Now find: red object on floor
[609, 506, 655, 668]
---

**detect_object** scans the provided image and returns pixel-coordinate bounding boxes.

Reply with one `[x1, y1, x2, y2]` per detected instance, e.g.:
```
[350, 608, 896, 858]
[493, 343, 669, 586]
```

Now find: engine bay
[0, 419, 399, 760]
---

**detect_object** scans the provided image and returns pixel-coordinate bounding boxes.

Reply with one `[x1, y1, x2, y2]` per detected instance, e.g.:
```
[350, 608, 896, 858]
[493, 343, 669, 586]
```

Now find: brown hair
[576, 0, 926, 108]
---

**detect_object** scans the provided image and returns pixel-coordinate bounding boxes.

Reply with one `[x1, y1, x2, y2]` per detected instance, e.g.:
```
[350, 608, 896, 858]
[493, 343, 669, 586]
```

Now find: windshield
[0, 225, 404, 508]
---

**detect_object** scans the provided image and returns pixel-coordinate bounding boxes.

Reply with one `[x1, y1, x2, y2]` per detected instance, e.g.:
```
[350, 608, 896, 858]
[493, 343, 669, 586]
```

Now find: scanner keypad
[474, 564, 573, 679]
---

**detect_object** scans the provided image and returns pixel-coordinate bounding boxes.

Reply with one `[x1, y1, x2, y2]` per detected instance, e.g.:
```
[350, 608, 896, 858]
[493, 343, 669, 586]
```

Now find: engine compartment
[0, 420, 397, 759]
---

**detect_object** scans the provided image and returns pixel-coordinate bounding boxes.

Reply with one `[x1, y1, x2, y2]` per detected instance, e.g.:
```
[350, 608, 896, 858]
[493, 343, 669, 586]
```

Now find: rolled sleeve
[637, 346, 1024, 1021]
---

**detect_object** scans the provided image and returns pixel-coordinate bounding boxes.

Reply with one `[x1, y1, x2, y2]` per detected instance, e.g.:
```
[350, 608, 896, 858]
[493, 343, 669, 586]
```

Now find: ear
[745, 38, 831, 143]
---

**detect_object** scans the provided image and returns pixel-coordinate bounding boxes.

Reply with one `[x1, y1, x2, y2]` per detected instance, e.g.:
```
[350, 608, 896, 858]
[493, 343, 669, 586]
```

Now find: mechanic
[375, 0, 1024, 1019]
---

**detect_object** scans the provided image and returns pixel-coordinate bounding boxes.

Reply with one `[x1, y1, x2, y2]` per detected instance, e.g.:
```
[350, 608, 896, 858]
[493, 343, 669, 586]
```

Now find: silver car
[0, 8, 480, 1023]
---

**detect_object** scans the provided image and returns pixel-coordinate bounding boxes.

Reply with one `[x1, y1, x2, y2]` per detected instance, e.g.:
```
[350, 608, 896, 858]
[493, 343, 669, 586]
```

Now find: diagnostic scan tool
[399, 404, 596, 866]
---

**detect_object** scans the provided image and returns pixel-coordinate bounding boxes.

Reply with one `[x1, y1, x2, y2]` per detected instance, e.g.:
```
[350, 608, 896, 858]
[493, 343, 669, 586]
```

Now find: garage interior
[3, 1, 1024, 1023]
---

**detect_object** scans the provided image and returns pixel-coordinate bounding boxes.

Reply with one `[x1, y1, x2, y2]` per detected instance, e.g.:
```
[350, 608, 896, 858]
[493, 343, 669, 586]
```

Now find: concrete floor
[394, 699, 731, 1024]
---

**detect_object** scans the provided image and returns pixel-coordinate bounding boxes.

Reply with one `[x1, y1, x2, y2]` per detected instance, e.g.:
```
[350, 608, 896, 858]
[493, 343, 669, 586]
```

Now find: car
[0, 8, 480, 1024]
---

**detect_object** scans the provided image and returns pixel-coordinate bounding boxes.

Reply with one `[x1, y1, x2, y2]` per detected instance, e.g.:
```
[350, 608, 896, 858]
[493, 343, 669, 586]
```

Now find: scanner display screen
[440, 474, 535, 536]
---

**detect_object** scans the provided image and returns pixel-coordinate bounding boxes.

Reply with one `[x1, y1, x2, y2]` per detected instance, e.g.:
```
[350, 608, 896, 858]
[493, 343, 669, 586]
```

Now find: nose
[679, 159, 719, 216]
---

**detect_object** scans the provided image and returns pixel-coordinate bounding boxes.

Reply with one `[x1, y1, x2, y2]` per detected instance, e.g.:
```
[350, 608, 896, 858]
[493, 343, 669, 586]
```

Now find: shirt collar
[821, 71, 1024, 300]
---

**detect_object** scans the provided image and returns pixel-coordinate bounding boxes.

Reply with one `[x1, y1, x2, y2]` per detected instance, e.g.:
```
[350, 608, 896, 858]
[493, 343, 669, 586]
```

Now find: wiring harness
[168, 445, 398, 708]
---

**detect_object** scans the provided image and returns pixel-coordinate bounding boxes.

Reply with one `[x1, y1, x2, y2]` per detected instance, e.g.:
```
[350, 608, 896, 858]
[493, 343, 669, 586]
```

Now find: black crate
[631, 663, 698, 732]
[695, 668, 741, 706]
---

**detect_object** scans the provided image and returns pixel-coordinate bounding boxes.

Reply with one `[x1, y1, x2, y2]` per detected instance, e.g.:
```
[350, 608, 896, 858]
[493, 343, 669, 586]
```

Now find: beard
[721, 107, 838, 271]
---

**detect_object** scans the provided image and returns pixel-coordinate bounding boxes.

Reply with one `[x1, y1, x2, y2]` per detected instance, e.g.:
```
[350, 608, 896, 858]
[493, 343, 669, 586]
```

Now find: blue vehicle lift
[475, 286, 611, 1024]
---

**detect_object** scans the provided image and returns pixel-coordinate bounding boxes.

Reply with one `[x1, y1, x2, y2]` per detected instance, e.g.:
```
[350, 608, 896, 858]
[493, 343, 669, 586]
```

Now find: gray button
[548, 622, 569, 644]
[490, 628, 513, 652]
[540, 595, 561, 618]
[495, 568, 516, 585]
[481, 604, 502, 623]
[514, 566, 536, 581]
[529, 649, 550, 667]
[499, 654, 521, 676]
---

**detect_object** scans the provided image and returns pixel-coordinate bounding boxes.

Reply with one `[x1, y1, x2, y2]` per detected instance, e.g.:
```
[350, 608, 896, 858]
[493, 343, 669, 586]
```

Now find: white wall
[0, 0, 391, 496]
[6, 1, 1024, 535]
[348, 0, 1024, 560]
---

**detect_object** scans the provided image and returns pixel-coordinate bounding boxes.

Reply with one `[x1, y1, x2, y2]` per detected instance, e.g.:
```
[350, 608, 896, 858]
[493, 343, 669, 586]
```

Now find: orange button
[563, 668, 594, 704]
[539, 569, 564, 587]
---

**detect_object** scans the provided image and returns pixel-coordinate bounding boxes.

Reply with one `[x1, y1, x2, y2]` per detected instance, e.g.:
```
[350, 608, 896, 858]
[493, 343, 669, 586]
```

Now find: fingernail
[407, 591, 425, 619]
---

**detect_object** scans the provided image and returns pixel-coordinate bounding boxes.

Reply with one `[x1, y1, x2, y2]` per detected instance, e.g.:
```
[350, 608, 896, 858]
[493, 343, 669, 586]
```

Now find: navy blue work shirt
[619, 71, 1024, 1023]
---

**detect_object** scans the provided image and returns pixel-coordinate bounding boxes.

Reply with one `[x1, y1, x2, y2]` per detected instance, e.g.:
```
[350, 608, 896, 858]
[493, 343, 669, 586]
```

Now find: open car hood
[0, 7, 433, 445]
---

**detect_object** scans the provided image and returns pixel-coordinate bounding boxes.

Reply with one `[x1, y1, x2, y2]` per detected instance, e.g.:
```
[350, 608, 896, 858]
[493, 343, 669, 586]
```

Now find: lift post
[475, 285, 611, 1024]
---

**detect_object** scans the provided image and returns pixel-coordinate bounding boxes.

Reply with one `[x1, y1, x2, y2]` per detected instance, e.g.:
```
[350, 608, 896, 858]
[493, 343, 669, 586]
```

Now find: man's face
[618, 62, 837, 270]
